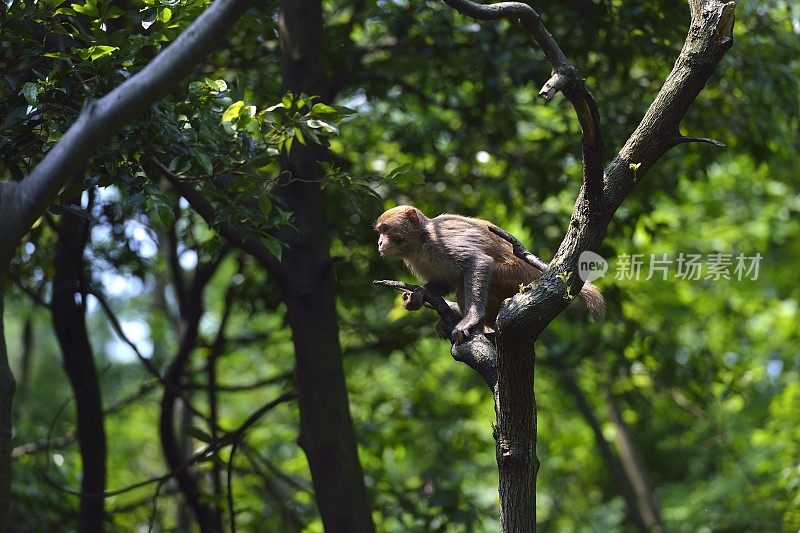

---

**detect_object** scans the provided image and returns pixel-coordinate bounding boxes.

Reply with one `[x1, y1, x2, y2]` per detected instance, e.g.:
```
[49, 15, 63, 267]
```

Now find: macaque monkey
[375, 205, 604, 341]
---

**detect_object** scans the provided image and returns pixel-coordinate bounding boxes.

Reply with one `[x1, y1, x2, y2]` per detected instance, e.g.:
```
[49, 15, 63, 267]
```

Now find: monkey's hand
[402, 289, 426, 311]
[453, 313, 481, 343]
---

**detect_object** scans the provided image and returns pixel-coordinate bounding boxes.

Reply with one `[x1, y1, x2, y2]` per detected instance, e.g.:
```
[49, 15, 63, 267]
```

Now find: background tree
[1, 0, 798, 531]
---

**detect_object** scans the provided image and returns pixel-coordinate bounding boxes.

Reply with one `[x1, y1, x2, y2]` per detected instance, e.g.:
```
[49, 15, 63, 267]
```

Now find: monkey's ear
[404, 207, 419, 224]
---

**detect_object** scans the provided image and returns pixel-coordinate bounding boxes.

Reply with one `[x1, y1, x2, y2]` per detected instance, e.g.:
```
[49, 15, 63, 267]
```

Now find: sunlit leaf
[70, 1, 99, 17]
[78, 45, 119, 61]
[305, 119, 338, 134]
[311, 102, 338, 115]
[158, 7, 172, 23]
[221, 101, 245, 124]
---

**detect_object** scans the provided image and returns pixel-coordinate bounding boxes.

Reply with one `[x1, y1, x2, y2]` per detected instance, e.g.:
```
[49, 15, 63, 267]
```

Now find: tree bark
[51, 195, 107, 533]
[272, 1, 374, 530]
[494, 333, 537, 531]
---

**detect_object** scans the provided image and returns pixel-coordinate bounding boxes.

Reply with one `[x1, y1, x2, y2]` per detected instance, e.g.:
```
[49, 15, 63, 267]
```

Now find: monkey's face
[376, 227, 416, 258]
[375, 206, 424, 258]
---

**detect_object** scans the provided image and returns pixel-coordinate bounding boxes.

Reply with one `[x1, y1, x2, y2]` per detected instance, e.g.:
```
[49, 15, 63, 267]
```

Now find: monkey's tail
[579, 282, 605, 322]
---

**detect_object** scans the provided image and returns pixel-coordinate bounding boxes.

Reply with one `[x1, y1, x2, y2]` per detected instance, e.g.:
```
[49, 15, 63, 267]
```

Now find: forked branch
[443, 0, 604, 206]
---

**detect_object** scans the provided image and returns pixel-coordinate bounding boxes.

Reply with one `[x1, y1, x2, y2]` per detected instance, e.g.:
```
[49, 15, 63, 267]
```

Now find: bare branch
[12, 433, 76, 458]
[8, 273, 51, 309]
[673, 135, 726, 147]
[499, 0, 736, 337]
[538, 71, 568, 101]
[42, 392, 296, 500]
[90, 289, 209, 423]
[442, 0, 604, 219]
[373, 280, 461, 329]
[373, 280, 497, 388]
[441, 0, 568, 68]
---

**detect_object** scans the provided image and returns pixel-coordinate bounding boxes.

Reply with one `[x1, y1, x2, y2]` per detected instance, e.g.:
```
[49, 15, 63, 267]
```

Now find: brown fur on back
[417, 213, 546, 328]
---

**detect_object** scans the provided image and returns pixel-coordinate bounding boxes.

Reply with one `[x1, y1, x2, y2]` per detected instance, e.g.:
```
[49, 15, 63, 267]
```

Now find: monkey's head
[374, 205, 427, 258]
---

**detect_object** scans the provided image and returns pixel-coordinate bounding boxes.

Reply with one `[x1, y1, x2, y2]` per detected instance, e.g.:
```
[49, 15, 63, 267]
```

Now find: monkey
[375, 205, 604, 341]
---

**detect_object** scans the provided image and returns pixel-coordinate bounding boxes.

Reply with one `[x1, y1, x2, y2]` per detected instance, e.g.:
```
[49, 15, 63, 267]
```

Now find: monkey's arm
[402, 280, 454, 311]
[373, 279, 462, 329]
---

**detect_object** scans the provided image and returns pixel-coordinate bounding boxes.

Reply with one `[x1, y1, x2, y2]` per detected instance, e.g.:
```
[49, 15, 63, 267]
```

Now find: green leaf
[305, 119, 338, 135]
[194, 150, 213, 175]
[263, 235, 283, 260]
[333, 105, 356, 116]
[79, 45, 119, 61]
[52, 203, 91, 220]
[311, 102, 338, 115]
[205, 78, 227, 92]
[221, 101, 245, 124]
[158, 7, 172, 23]
[105, 5, 125, 18]
[188, 426, 213, 443]
[21, 83, 38, 106]
[264, 103, 285, 113]
[299, 124, 322, 145]
[71, 1, 99, 17]
[258, 195, 272, 214]
[157, 205, 173, 225]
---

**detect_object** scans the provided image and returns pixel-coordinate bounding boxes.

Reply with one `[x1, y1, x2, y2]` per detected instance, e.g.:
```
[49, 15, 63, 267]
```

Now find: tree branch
[153, 158, 289, 287]
[439, 2, 735, 531]
[0, 0, 255, 266]
[442, 0, 604, 211]
[496, 0, 736, 337]
[373, 280, 498, 388]
[672, 135, 726, 147]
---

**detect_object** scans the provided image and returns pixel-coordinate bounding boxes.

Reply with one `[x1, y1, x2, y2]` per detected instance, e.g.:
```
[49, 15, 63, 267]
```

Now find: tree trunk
[159, 260, 222, 533]
[51, 197, 107, 532]
[273, 1, 374, 530]
[607, 391, 664, 532]
[0, 286, 14, 531]
[494, 332, 537, 531]
[560, 370, 659, 532]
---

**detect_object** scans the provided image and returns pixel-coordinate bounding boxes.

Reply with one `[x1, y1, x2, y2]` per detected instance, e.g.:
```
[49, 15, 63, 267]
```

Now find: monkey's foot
[453, 315, 480, 343]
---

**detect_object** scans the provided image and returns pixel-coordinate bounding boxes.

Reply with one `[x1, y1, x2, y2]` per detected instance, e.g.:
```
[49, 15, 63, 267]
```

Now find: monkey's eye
[391, 235, 405, 243]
